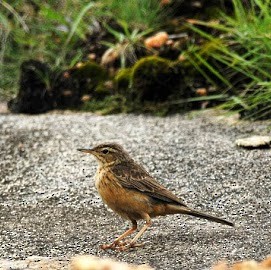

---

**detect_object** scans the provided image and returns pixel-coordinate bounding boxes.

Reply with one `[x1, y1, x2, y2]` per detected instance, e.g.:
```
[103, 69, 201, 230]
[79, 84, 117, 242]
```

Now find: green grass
[0, 0, 96, 99]
[0, 0, 164, 99]
[101, 21, 152, 68]
[186, 0, 271, 119]
[97, 0, 164, 30]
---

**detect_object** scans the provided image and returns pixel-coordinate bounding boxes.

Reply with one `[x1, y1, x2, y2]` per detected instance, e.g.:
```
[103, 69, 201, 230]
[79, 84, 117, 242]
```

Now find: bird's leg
[118, 215, 151, 251]
[101, 220, 137, 250]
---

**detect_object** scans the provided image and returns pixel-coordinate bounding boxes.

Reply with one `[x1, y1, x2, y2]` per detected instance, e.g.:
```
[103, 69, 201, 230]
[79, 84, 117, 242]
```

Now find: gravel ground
[0, 111, 270, 270]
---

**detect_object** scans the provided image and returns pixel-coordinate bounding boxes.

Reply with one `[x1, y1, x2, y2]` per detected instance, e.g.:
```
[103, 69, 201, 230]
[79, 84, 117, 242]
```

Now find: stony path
[0, 112, 270, 270]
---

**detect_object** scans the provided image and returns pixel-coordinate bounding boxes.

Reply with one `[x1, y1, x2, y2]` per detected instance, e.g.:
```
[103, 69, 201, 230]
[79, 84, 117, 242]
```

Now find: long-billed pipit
[78, 143, 234, 251]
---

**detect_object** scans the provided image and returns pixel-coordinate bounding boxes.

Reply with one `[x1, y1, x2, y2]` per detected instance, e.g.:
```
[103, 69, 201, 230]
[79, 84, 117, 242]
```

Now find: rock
[0, 256, 68, 270]
[70, 255, 154, 270]
[144, 32, 169, 49]
[114, 68, 132, 93]
[8, 60, 109, 114]
[235, 136, 271, 149]
[0, 113, 270, 269]
[131, 56, 183, 102]
[0, 256, 153, 270]
[8, 60, 54, 114]
[54, 61, 108, 108]
[211, 256, 271, 270]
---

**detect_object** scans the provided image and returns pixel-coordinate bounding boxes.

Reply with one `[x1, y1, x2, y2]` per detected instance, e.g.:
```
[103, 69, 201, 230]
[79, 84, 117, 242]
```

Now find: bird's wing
[111, 162, 187, 206]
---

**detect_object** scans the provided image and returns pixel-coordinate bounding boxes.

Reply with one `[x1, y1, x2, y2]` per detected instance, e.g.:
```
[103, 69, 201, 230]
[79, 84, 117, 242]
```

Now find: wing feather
[110, 162, 187, 206]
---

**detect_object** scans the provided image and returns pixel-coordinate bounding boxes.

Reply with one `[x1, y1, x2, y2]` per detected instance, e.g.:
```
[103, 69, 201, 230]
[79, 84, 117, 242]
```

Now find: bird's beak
[77, 148, 94, 154]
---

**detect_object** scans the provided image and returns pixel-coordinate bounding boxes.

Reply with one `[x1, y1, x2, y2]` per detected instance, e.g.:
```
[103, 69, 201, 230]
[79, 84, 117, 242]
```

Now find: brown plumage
[78, 143, 234, 251]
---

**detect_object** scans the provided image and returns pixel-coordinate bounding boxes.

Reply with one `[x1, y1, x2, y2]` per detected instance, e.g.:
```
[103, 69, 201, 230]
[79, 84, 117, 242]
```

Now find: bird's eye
[101, 149, 109, 154]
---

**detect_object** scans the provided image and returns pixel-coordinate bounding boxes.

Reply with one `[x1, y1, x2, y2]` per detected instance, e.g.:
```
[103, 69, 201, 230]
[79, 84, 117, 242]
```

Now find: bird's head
[77, 142, 130, 166]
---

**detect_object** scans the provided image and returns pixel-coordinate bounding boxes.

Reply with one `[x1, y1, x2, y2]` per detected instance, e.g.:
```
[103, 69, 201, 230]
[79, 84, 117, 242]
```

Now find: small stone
[235, 136, 271, 148]
[144, 32, 169, 48]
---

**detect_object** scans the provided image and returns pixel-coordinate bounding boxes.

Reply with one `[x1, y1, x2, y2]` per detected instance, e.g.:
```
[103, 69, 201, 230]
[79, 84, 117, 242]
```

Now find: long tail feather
[166, 204, 234, 227]
[186, 208, 234, 227]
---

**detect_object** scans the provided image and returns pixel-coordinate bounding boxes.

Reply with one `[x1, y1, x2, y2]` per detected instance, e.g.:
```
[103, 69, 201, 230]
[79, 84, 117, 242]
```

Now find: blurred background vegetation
[0, 0, 271, 119]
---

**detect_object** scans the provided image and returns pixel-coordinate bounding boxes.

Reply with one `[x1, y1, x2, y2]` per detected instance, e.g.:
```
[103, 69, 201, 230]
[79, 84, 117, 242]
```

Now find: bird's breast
[94, 167, 153, 220]
[94, 167, 123, 207]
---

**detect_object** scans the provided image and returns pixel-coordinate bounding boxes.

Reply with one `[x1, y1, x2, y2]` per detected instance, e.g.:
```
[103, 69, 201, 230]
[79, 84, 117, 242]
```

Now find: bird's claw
[101, 240, 145, 251]
[100, 239, 129, 250]
[116, 242, 145, 251]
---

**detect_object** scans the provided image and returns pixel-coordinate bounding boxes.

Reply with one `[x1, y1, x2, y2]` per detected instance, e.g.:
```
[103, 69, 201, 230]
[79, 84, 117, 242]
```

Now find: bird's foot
[101, 240, 145, 251]
[115, 241, 145, 251]
[100, 239, 130, 250]
[100, 243, 114, 250]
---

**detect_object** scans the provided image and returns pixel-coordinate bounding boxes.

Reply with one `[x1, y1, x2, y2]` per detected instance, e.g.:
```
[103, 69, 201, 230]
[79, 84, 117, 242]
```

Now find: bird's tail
[185, 208, 234, 227]
[166, 205, 234, 227]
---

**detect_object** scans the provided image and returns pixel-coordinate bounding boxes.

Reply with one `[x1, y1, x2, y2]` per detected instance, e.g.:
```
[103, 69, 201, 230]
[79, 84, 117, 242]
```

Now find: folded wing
[111, 162, 187, 206]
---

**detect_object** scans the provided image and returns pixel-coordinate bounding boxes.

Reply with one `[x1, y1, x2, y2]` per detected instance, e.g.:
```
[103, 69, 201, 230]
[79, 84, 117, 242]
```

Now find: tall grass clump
[0, 0, 95, 99]
[101, 21, 152, 68]
[96, 0, 166, 68]
[186, 0, 271, 119]
[0, 0, 29, 98]
[98, 0, 164, 30]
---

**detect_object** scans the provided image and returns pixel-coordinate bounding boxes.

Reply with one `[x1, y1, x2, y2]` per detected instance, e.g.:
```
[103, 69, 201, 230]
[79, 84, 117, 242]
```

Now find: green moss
[72, 62, 107, 82]
[70, 61, 108, 94]
[78, 57, 195, 115]
[94, 81, 113, 99]
[114, 68, 132, 92]
[81, 95, 128, 115]
[131, 56, 182, 102]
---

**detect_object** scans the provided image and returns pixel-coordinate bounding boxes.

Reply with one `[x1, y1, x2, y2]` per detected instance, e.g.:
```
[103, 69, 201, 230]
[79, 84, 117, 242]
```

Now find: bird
[78, 142, 234, 251]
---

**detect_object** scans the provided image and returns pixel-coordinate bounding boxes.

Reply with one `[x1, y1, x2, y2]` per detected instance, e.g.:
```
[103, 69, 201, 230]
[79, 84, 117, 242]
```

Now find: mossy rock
[94, 81, 113, 99]
[71, 61, 108, 90]
[53, 61, 109, 108]
[114, 68, 132, 93]
[131, 56, 182, 102]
